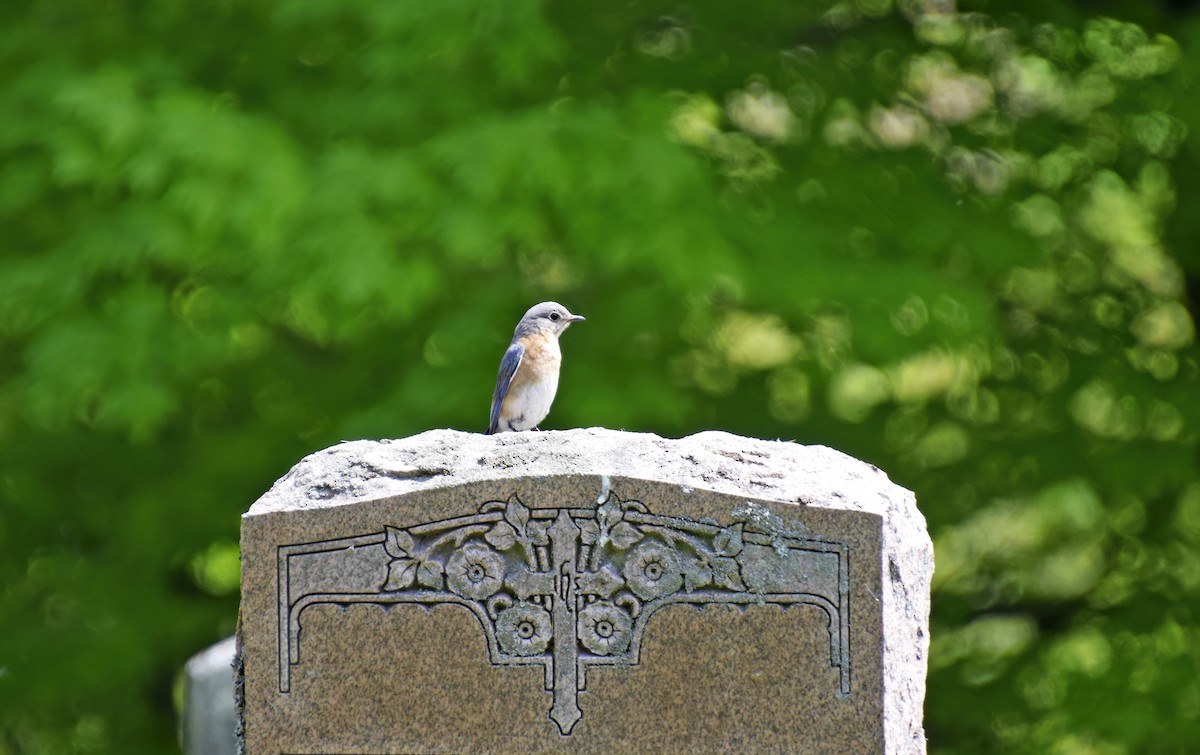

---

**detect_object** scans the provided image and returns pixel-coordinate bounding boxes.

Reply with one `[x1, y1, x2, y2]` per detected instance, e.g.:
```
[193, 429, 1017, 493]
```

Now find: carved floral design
[678, 523, 748, 592]
[381, 525, 444, 590]
[577, 565, 624, 599]
[446, 543, 505, 600]
[377, 495, 752, 662]
[484, 496, 549, 566]
[283, 490, 850, 736]
[623, 541, 684, 600]
[579, 496, 642, 570]
[496, 602, 553, 656]
[577, 602, 633, 656]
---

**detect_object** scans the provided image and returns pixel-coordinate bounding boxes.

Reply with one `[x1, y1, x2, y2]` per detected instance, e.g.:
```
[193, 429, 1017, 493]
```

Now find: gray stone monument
[182, 635, 237, 755]
[238, 428, 931, 753]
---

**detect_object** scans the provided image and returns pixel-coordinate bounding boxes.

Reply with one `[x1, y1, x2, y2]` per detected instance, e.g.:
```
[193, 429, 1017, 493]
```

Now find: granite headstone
[238, 429, 931, 753]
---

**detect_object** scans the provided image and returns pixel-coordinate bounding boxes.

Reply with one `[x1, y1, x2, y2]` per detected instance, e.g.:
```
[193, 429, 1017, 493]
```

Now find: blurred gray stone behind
[182, 635, 237, 755]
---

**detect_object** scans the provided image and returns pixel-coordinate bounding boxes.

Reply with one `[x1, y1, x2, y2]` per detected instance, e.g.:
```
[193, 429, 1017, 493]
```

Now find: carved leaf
[527, 520, 550, 546]
[504, 497, 531, 531]
[682, 559, 712, 592]
[711, 557, 746, 591]
[609, 521, 642, 550]
[596, 497, 623, 529]
[578, 520, 601, 546]
[485, 521, 518, 551]
[508, 566, 555, 600]
[713, 523, 744, 558]
[383, 526, 415, 559]
[417, 559, 444, 589]
[577, 566, 625, 599]
[382, 558, 417, 591]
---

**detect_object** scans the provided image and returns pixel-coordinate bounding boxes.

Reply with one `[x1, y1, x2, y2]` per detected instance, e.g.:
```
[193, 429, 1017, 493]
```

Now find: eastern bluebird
[487, 301, 585, 435]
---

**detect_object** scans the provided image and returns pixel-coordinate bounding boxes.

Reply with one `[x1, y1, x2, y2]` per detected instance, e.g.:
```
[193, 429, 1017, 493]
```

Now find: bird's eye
[549, 311, 561, 322]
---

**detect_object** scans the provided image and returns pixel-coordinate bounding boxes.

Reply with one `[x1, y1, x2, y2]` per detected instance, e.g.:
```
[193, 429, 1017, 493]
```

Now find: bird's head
[515, 301, 586, 338]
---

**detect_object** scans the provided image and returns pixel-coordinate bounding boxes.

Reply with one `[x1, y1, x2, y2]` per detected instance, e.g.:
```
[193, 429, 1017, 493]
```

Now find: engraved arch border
[274, 489, 853, 696]
[278, 577, 850, 697]
[275, 512, 564, 694]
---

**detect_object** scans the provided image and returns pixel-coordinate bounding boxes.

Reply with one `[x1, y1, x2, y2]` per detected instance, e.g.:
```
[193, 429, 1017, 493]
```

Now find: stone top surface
[250, 428, 913, 523]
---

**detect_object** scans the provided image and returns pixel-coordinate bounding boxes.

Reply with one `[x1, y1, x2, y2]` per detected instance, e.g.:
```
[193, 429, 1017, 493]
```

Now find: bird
[487, 301, 585, 435]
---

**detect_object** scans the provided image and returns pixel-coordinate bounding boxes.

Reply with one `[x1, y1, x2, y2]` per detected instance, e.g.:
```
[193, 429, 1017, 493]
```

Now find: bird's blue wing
[487, 342, 524, 434]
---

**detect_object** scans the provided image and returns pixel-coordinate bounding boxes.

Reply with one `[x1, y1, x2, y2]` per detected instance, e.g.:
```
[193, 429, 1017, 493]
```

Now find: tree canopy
[1, 0, 1198, 751]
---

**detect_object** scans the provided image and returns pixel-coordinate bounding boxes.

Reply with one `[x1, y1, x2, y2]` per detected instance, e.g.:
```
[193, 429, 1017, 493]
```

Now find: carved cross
[548, 509, 582, 733]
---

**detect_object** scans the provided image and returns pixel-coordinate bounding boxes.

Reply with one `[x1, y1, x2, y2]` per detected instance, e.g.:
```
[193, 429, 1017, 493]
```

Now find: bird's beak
[568, 314, 586, 322]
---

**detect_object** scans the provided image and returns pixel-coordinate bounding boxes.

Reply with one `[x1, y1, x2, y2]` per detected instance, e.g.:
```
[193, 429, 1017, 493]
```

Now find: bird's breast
[510, 336, 561, 386]
[502, 337, 561, 430]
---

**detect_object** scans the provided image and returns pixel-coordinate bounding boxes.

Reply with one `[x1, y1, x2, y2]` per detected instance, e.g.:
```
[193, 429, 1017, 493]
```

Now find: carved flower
[496, 602, 553, 656]
[623, 541, 683, 600]
[445, 542, 505, 600]
[578, 602, 633, 656]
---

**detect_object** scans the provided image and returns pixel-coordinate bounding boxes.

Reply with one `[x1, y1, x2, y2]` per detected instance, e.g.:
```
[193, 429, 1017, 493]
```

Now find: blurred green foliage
[2, 0, 1199, 752]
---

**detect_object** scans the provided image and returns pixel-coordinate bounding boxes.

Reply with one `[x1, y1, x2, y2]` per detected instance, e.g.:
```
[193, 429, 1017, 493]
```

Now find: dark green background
[2, 0, 1199, 751]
